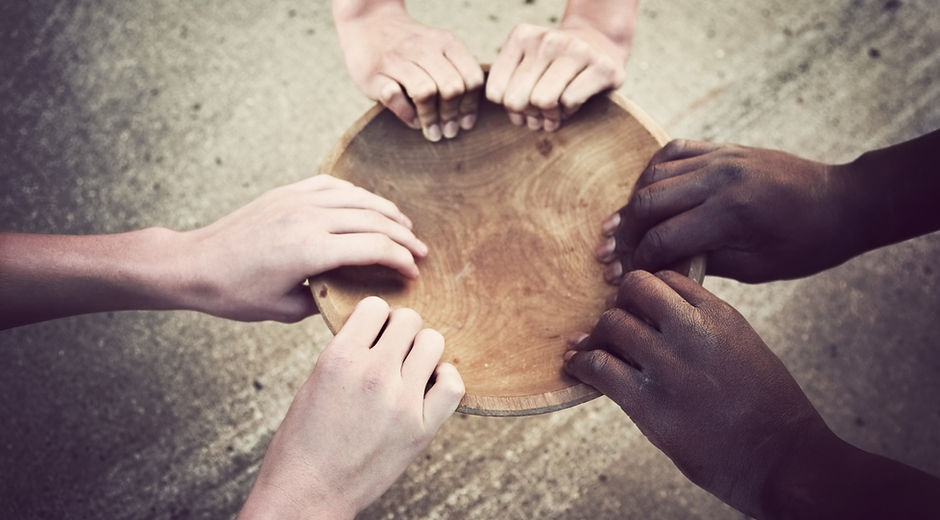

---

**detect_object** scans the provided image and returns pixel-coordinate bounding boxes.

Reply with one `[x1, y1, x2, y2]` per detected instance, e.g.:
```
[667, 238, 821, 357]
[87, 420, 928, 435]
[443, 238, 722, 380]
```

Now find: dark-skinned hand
[564, 270, 833, 517]
[595, 139, 856, 284]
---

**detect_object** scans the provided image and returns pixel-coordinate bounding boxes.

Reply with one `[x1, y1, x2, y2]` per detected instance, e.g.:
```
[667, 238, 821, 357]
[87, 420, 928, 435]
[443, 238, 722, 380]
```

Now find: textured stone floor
[1, 0, 938, 518]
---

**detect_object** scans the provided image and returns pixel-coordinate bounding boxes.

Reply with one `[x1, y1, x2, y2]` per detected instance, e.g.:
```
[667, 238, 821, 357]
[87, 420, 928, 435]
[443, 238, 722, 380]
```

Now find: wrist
[758, 424, 856, 519]
[828, 153, 892, 259]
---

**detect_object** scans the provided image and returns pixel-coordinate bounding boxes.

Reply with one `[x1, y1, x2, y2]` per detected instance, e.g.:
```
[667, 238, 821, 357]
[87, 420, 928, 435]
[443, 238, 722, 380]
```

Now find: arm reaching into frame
[238, 297, 465, 519]
[486, 0, 638, 132]
[565, 270, 940, 519]
[596, 130, 940, 284]
[0, 175, 427, 329]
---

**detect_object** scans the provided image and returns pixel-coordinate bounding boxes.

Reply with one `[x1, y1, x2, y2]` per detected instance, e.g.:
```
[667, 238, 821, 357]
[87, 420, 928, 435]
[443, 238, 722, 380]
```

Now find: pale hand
[179, 175, 427, 322]
[335, 2, 484, 142]
[486, 23, 627, 132]
[238, 297, 465, 519]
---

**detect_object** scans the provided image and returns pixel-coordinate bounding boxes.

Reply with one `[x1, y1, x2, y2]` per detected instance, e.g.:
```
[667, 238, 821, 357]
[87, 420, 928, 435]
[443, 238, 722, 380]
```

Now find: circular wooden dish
[312, 93, 705, 416]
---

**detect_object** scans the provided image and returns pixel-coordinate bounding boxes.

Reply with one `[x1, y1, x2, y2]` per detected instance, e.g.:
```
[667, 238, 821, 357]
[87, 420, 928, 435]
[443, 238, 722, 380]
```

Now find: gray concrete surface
[1, 0, 938, 518]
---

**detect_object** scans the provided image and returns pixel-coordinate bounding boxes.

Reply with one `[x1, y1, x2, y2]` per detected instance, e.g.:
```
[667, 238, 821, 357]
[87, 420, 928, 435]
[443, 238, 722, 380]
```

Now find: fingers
[485, 25, 528, 105]
[414, 52, 466, 139]
[623, 168, 712, 233]
[324, 233, 421, 279]
[373, 307, 423, 363]
[370, 75, 421, 130]
[311, 186, 412, 229]
[381, 59, 443, 142]
[636, 140, 721, 190]
[531, 56, 586, 129]
[330, 296, 391, 352]
[558, 59, 621, 113]
[502, 51, 554, 115]
[612, 270, 691, 331]
[443, 42, 484, 131]
[401, 328, 445, 390]
[488, 24, 625, 132]
[374, 36, 481, 142]
[631, 207, 723, 273]
[323, 208, 428, 258]
[653, 270, 712, 308]
[563, 348, 646, 417]
[423, 362, 464, 428]
[578, 307, 661, 370]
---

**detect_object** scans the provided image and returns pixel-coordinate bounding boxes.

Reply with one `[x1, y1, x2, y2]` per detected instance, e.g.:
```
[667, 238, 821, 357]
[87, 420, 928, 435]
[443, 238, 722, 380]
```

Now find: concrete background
[1, 0, 938, 518]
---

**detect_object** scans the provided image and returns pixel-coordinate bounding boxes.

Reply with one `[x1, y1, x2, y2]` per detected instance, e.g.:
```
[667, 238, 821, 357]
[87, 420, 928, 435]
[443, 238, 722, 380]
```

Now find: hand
[238, 297, 465, 519]
[563, 270, 833, 517]
[180, 175, 427, 322]
[485, 19, 629, 132]
[596, 139, 855, 284]
[334, 1, 484, 142]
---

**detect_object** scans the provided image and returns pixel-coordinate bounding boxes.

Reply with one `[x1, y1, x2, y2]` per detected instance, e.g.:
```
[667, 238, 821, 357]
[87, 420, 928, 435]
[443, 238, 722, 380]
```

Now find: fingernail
[595, 237, 616, 261]
[602, 213, 621, 236]
[508, 113, 525, 126]
[604, 261, 623, 282]
[417, 239, 429, 256]
[424, 124, 442, 142]
[563, 350, 577, 361]
[566, 332, 589, 347]
[410, 118, 421, 130]
[460, 113, 477, 130]
[526, 116, 541, 130]
[443, 120, 459, 139]
[544, 119, 560, 132]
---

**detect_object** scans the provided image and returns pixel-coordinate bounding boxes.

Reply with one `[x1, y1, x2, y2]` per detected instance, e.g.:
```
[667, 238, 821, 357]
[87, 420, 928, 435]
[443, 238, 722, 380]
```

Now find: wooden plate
[312, 93, 706, 416]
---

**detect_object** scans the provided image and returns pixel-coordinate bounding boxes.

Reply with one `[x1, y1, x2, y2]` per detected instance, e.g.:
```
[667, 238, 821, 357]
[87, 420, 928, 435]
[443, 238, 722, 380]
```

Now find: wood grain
[312, 93, 705, 416]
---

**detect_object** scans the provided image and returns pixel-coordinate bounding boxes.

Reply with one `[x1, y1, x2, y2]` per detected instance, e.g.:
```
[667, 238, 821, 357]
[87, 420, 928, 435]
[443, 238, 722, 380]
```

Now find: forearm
[836, 129, 940, 256]
[561, 0, 638, 61]
[761, 429, 940, 519]
[0, 229, 199, 329]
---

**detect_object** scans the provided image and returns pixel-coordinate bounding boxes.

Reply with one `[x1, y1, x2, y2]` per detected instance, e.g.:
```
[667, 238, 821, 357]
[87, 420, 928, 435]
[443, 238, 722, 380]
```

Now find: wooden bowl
[312, 93, 705, 416]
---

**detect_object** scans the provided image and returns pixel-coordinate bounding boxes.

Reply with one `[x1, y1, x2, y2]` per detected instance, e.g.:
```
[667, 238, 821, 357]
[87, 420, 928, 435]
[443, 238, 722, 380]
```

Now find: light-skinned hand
[180, 174, 427, 322]
[485, 8, 631, 132]
[334, 0, 484, 142]
[238, 297, 465, 519]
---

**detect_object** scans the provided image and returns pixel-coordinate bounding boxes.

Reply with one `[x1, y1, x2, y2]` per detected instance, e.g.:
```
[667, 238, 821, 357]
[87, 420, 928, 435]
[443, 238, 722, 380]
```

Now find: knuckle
[665, 138, 688, 156]
[359, 295, 390, 314]
[409, 81, 438, 102]
[530, 92, 558, 111]
[511, 23, 541, 44]
[620, 269, 654, 290]
[567, 39, 592, 61]
[645, 228, 667, 255]
[594, 57, 621, 83]
[440, 370, 466, 398]
[392, 307, 423, 328]
[630, 187, 656, 221]
[583, 350, 611, 375]
[438, 80, 465, 100]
